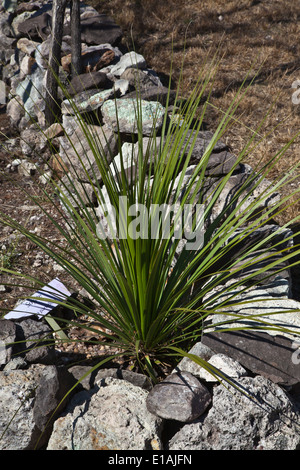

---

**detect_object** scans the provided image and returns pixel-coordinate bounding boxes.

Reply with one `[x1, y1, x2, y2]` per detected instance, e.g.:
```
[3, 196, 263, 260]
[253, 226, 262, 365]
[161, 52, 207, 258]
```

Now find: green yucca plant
[1, 45, 300, 390]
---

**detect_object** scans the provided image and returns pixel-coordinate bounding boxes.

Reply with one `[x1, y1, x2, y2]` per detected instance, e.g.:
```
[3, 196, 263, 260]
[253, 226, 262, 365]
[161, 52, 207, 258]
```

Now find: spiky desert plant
[1, 47, 300, 390]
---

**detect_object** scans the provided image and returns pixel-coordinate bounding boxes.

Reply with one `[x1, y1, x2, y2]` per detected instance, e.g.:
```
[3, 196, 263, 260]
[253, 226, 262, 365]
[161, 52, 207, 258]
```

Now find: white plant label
[4, 278, 71, 320]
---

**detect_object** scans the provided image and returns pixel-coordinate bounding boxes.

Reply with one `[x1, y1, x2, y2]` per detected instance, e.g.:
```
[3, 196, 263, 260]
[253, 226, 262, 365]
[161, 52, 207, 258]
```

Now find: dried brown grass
[88, 0, 300, 225]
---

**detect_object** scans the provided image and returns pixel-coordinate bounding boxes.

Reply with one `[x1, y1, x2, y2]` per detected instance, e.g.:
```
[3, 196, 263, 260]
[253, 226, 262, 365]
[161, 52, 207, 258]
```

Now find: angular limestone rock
[169, 375, 300, 450]
[58, 123, 118, 183]
[0, 365, 45, 450]
[47, 377, 163, 450]
[175, 351, 247, 383]
[110, 51, 146, 77]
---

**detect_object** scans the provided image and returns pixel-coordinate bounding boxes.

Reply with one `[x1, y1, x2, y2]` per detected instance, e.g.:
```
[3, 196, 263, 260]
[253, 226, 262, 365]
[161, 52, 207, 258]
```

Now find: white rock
[175, 348, 247, 382]
[206, 295, 300, 341]
[110, 51, 147, 77]
[198, 353, 247, 382]
[18, 159, 37, 177]
[113, 78, 129, 96]
[39, 170, 53, 184]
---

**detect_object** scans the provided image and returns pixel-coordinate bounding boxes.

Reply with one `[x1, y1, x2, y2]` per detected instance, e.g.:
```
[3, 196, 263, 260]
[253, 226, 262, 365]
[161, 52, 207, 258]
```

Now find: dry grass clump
[88, 0, 300, 225]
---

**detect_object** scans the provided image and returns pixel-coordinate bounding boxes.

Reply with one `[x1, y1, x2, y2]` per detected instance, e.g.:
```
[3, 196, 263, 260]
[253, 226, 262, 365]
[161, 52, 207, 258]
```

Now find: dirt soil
[1, 0, 300, 365]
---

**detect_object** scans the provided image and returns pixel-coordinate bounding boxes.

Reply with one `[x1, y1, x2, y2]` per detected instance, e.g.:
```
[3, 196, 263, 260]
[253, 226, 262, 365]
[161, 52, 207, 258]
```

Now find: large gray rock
[179, 129, 228, 165]
[124, 85, 176, 107]
[0, 10, 14, 37]
[6, 95, 25, 127]
[170, 149, 239, 180]
[16, 37, 39, 56]
[172, 162, 281, 230]
[32, 365, 77, 448]
[58, 123, 118, 183]
[228, 249, 291, 285]
[231, 224, 294, 251]
[168, 375, 300, 450]
[0, 32, 16, 51]
[14, 63, 45, 122]
[107, 137, 161, 181]
[15, 1, 40, 14]
[47, 377, 163, 450]
[61, 45, 118, 74]
[66, 71, 113, 96]
[206, 163, 280, 224]
[15, 319, 55, 364]
[11, 10, 39, 38]
[101, 98, 165, 136]
[0, 319, 55, 365]
[17, 10, 52, 40]
[68, 366, 152, 391]
[202, 330, 300, 386]
[121, 67, 163, 90]
[19, 125, 48, 157]
[62, 88, 115, 115]
[35, 37, 72, 70]
[58, 174, 98, 210]
[206, 293, 300, 341]
[0, 363, 75, 450]
[146, 371, 211, 423]
[0, 365, 45, 450]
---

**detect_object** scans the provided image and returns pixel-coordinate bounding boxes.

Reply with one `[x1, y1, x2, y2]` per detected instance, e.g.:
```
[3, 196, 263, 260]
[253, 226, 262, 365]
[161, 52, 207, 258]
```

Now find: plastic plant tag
[4, 278, 71, 321]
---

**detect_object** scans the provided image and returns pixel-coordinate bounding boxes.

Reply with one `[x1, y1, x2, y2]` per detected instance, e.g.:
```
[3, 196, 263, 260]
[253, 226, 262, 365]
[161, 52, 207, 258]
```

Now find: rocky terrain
[0, 0, 300, 451]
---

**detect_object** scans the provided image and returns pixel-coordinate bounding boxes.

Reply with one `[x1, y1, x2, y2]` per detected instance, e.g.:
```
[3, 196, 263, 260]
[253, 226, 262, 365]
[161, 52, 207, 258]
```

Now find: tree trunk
[44, 0, 67, 126]
[70, 0, 82, 78]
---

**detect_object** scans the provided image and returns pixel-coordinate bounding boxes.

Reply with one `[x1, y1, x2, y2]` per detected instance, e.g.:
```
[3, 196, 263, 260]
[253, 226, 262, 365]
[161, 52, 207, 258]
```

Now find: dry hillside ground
[93, 0, 300, 225]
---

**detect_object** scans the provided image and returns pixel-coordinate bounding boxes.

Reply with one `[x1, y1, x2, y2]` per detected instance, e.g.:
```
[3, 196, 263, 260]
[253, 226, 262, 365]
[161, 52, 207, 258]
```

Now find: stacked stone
[1, 1, 300, 451]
